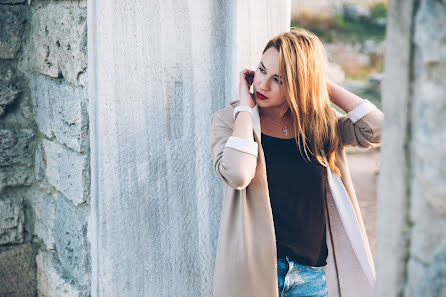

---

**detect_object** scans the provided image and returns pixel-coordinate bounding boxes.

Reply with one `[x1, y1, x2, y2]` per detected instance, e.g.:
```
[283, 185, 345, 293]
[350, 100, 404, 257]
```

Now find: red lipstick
[256, 91, 268, 100]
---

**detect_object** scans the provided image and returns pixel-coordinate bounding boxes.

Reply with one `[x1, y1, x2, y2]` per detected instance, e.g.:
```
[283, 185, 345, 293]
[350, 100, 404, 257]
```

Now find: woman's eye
[258, 67, 265, 73]
[274, 77, 283, 85]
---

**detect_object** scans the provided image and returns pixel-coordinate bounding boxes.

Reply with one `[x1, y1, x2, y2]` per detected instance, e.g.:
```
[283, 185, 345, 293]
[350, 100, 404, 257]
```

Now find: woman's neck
[259, 104, 290, 121]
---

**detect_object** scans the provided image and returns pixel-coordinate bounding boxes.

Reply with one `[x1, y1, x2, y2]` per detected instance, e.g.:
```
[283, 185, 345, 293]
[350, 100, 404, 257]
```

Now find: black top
[261, 132, 328, 267]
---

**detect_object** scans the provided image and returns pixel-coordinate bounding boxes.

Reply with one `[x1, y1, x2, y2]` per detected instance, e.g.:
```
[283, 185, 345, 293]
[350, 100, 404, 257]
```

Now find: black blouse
[261, 132, 328, 267]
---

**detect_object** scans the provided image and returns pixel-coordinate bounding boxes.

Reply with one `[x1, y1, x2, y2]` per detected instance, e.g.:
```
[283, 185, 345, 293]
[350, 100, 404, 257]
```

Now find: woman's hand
[239, 69, 256, 108]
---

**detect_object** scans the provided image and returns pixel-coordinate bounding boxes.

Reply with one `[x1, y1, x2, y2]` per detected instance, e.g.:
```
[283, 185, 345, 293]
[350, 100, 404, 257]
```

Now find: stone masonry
[0, 1, 36, 297]
[0, 0, 90, 296]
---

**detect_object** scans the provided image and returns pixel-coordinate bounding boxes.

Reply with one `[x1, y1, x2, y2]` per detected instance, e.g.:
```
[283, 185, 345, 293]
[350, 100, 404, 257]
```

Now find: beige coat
[208, 98, 384, 297]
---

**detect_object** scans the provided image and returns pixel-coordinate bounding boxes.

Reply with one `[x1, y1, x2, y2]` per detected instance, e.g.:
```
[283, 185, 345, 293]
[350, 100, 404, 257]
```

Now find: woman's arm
[208, 111, 258, 190]
[327, 79, 364, 112]
[207, 70, 259, 190]
[232, 69, 256, 140]
[327, 80, 384, 148]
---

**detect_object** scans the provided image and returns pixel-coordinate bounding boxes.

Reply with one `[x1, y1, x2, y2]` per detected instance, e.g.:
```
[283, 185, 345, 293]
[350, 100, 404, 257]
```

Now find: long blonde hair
[263, 28, 341, 176]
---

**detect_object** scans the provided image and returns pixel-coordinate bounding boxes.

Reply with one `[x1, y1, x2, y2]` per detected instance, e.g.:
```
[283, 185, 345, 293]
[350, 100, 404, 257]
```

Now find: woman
[208, 28, 383, 297]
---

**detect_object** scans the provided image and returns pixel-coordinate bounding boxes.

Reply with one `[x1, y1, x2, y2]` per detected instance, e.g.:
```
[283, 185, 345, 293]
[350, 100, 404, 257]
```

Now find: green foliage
[355, 88, 382, 110]
[330, 88, 382, 115]
[370, 3, 387, 21]
[291, 3, 387, 44]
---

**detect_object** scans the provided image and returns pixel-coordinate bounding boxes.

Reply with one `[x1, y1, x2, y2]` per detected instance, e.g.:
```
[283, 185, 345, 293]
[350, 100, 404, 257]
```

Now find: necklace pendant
[283, 127, 288, 136]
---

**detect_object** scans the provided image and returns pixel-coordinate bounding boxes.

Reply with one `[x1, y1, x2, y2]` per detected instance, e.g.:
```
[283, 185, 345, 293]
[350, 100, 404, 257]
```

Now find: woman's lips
[256, 91, 268, 100]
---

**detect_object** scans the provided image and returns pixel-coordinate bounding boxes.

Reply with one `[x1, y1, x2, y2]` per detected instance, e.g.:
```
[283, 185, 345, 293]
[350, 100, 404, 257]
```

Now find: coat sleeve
[335, 99, 384, 148]
[208, 111, 258, 190]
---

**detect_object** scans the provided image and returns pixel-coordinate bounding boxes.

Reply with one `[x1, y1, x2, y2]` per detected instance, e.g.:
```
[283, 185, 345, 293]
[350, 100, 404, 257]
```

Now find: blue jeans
[277, 256, 328, 297]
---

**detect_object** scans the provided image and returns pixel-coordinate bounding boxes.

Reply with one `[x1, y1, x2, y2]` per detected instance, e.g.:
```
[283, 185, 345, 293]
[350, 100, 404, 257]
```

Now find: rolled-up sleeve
[347, 99, 376, 123]
[336, 99, 384, 148]
[208, 112, 258, 190]
[224, 136, 258, 157]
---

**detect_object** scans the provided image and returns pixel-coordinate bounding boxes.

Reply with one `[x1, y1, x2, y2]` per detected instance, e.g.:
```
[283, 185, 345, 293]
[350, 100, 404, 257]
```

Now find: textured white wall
[87, 1, 290, 296]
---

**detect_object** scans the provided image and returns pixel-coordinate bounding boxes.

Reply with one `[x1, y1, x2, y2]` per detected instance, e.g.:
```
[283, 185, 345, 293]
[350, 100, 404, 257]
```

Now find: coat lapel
[325, 165, 376, 287]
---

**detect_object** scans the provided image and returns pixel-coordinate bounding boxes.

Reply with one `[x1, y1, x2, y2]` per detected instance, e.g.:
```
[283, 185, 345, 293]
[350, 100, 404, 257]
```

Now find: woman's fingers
[239, 69, 256, 108]
[240, 69, 255, 88]
[246, 73, 254, 86]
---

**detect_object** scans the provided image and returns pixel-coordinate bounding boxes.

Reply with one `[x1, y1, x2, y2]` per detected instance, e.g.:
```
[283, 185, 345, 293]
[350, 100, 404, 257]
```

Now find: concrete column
[87, 1, 290, 296]
[376, 0, 446, 296]
[375, 1, 416, 296]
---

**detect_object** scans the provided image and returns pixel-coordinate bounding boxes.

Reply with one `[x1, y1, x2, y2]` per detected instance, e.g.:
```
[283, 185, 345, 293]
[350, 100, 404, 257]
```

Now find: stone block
[0, 195, 24, 244]
[0, 166, 34, 192]
[412, 8, 446, 216]
[29, 74, 88, 153]
[35, 140, 45, 181]
[416, 244, 446, 297]
[0, 244, 36, 297]
[42, 138, 89, 205]
[0, 128, 34, 166]
[0, 61, 21, 117]
[0, 60, 34, 125]
[414, 0, 446, 65]
[405, 243, 446, 297]
[0, 60, 18, 85]
[36, 250, 87, 297]
[54, 196, 89, 286]
[18, 1, 87, 86]
[409, 182, 446, 263]
[30, 185, 56, 250]
[0, 84, 21, 117]
[404, 258, 427, 297]
[0, 5, 28, 59]
[0, 129, 35, 192]
[28, 75, 53, 139]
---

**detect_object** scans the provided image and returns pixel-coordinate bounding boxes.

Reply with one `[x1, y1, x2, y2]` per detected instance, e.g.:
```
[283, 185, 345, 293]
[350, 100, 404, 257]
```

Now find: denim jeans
[277, 256, 328, 297]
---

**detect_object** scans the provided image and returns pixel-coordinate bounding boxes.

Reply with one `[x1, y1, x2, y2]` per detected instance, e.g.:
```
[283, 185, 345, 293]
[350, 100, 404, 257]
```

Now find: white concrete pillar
[87, 1, 290, 296]
[376, 0, 446, 296]
[375, 1, 416, 296]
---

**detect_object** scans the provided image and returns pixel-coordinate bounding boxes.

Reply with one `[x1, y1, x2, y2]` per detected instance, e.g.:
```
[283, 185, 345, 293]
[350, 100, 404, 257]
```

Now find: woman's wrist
[239, 93, 256, 109]
[232, 112, 254, 140]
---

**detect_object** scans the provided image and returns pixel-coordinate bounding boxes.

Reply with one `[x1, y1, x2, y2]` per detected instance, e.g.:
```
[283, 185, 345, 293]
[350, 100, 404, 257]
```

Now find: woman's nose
[259, 78, 270, 91]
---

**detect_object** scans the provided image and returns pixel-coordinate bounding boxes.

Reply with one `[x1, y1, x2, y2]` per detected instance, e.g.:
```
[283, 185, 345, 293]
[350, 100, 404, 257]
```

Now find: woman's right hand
[239, 69, 256, 108]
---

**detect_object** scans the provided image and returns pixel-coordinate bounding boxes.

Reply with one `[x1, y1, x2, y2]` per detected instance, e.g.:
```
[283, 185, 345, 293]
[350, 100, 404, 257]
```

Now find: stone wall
[0, 0, 90, 296]
[0, 1, 36, 296]
[376, 0, 446, 296]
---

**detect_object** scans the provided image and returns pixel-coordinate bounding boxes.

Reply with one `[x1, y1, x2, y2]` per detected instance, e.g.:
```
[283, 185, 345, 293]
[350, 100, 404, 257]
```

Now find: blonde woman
[208, 28, 383, 297]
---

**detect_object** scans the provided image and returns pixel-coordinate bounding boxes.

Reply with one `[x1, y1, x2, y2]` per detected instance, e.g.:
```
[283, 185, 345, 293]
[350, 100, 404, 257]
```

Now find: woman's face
[253, 47, 286, 109]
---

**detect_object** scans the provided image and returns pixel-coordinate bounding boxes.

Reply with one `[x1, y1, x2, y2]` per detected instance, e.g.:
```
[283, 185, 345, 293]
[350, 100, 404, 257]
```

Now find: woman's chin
[256, 98, 274, 106]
